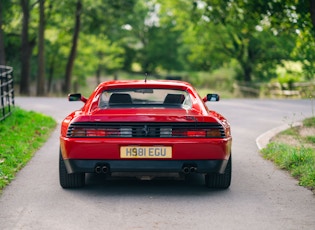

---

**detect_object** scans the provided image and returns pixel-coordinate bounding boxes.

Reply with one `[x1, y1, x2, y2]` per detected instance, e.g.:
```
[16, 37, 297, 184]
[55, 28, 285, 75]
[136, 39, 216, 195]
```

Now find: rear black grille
[67, 122, 226, 138]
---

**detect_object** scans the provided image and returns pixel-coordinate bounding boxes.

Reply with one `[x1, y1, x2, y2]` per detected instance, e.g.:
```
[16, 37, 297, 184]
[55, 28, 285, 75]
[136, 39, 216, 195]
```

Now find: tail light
[70, 128, 120, 137]
[67, 123, 226, 138]
[172, 128, 223, 137]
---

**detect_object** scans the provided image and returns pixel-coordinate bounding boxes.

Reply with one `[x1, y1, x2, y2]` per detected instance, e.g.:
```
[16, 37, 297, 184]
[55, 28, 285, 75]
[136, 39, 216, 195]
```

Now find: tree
[310, 0, 315, 31]
[20, 0, 32, 95]
[63, 0, 82, 93]
[36, 0, 45, 96]
[118, 0, 185, 74]
[252, 0, 315, 80]
[189, 0, 308, 82]
[1, 2, 22, 71]
[82, 0, 137, 73]
[72, 34, 125, 85]
[44, 0, 76, 93]
[2, 0, 315, 95]
[0, 1, 5, 65]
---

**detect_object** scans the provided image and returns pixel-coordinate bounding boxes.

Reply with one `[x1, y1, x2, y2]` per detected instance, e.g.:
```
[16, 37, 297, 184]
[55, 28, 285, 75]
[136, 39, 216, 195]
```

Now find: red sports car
[59, 80, 232, 189]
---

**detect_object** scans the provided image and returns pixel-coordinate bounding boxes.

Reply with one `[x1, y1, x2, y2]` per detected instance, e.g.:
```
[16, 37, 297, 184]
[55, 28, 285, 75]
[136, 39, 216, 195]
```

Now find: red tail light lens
[71, 128, 120, 137]
[86, 129, 106, 137]
[172, 129, 223, 137]
[187, 130, 206, 137]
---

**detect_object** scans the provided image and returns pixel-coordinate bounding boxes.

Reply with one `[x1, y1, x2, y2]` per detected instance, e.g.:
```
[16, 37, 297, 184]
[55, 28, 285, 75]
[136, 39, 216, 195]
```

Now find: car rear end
[59, 80, 232, 189]
[61, 115, 231, 172]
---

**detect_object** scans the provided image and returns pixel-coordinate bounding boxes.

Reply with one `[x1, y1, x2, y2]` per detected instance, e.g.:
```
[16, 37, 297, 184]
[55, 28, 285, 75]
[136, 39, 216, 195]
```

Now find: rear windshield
[99, 88, 192, 109]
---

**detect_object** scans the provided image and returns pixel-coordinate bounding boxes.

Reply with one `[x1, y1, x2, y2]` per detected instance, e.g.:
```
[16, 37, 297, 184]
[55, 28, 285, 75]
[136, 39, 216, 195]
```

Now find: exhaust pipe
[102, 166, 109, 174]
[95, 166, 102, 174]
[182, 165, 198, 174]
[190, 167, 197, 173]
[182, 167, 190, 174]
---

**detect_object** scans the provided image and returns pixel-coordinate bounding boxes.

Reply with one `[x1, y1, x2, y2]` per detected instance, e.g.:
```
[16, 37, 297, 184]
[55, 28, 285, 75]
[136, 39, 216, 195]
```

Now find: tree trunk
[63, 0, 82, 93]
[20, 0, 31, 95]
[95, 64, 101, 85]
[310, 0, 315, 33]
[36, 0, 45, 96]
[239, 55, 252, 83]
[0, 1, 5, 65]
[242, 64, 252, 82]
[47, 57, 54, 93]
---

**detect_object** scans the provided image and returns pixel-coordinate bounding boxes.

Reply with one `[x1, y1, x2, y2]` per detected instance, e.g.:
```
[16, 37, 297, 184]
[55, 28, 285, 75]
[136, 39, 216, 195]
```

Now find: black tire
[59, 151, 85, 188]
[205, 155, 232, 189]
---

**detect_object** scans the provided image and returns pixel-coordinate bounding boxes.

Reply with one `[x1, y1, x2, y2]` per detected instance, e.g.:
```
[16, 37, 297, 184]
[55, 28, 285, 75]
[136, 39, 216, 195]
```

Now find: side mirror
[203, 93, 220, 102]
[68, 93, 87, 103]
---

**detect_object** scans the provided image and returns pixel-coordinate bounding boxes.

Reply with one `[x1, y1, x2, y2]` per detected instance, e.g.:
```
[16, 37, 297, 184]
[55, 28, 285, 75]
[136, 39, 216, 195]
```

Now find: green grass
[0, 107, 57, 192]
[261, 116, 315, 192]
[306, 136, 315, 144]
[303, 117, 315, 127]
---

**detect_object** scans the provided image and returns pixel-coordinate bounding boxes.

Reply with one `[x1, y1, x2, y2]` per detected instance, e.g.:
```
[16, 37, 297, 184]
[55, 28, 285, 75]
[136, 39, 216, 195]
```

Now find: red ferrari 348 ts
[59, 80, 232, 189]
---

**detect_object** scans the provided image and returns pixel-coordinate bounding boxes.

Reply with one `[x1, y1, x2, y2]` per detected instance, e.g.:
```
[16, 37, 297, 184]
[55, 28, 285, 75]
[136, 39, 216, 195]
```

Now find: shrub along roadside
[261, 117, 315, 193]
[0, 108, 57, 192]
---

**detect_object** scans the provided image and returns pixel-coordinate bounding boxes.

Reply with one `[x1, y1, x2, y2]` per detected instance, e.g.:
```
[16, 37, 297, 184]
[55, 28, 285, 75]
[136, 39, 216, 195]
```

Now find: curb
[256, 122, 302, 150]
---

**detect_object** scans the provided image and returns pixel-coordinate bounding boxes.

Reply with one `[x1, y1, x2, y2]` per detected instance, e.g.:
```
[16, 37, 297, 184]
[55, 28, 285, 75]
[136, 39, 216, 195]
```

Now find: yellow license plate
[120, 146, 172, 158]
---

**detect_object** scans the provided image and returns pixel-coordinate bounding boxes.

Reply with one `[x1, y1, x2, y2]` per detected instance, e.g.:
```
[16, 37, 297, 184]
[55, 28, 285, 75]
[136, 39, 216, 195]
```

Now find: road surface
[0, 97, 314, 230]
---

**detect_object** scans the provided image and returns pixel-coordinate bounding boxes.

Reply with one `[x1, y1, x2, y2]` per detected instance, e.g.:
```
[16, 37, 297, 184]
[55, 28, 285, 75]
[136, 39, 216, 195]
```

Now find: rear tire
[59, 151, 85, 188]
[205, 155, 231, 189]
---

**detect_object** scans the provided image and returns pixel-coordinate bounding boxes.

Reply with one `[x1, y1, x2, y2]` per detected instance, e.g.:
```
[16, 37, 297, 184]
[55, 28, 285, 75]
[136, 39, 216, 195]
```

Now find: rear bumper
[60, 137, 232, 160]
[63, 158, 229, 174]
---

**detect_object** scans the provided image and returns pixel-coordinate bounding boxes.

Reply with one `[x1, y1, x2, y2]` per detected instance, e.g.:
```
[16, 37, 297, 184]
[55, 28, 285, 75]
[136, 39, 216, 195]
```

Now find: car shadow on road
[67, 173, 232, 198]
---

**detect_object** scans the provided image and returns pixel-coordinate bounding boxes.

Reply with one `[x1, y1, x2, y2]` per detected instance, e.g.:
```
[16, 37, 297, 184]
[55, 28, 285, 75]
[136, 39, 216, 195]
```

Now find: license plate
[120, 146, 172, 158]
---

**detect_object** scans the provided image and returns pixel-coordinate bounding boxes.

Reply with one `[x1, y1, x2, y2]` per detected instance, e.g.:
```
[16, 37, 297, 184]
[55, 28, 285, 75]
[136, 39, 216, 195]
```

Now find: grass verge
[0, 107, 57, 192]
[261, 117, 315, 193]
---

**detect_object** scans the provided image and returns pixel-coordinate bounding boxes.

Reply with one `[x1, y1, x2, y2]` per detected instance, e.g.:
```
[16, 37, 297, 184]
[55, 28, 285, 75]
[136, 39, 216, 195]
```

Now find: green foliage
[0, 108, 56, 191]
[277, 73, 303, 89]
[186, 68, 235, 90]
[261, 116, 315, 192]
[303, 117, 315, 127]
[262, 143, 315, 190]
[2, 0, 315, 93]
[74, 34, 125, 76]
[280, 127, 299, 136]
[305, 136, 315, 144]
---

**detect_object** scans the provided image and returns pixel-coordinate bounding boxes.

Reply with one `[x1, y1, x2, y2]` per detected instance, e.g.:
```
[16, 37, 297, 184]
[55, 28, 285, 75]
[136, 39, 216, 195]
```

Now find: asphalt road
[0, 97, 315, 230]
